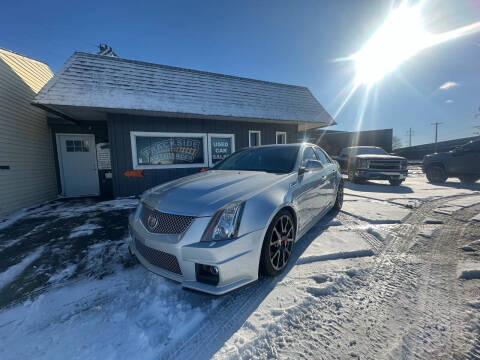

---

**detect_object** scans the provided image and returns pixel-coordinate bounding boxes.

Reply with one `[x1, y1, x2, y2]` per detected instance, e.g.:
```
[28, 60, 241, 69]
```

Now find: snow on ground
[0, 247, 43, 290]
[0, 172, 479, 359]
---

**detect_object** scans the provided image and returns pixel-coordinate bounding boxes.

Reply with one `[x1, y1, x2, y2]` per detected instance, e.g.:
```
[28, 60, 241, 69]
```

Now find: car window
[314, 147, 331, 165]
[213, 146, 300, 173]
[302, 147, 317, 165]
[463, 141, 480, 153]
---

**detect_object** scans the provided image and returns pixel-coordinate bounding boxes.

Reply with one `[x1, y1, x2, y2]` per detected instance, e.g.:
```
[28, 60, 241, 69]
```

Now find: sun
[351, 2, 429, 85]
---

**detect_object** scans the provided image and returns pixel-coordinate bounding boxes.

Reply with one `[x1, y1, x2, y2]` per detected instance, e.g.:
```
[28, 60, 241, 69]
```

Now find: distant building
[0, 48, 57, 216]
[303, 128, 393, 155]
[33, 52, 334, 199]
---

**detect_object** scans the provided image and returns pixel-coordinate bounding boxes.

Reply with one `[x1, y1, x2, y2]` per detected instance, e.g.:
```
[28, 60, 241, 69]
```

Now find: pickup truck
[333, 146, 408, 186]
[422, 139, 480, 184]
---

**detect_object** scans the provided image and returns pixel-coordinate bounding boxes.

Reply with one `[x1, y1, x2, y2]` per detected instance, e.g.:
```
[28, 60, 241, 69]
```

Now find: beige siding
[0, 49, 57, 216]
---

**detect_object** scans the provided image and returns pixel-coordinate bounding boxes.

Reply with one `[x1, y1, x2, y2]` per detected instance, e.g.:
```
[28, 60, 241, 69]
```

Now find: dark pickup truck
[422, 139, 480, 184]
[333, 146, 408, 186]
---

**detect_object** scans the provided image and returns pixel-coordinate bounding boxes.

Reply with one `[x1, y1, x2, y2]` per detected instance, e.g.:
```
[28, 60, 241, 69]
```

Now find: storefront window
[208, 134, 235, 166]
[131, 132, 208, 169]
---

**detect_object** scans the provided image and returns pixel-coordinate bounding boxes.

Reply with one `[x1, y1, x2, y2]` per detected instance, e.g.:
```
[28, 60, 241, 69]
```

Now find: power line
[406, 128, 414, 147]
[431, 122, 443, 152]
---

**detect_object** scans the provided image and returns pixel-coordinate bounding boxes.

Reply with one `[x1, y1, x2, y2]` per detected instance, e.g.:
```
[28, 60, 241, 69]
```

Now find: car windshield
[213, 146, 299, 173]
[350, 147, 388, 155]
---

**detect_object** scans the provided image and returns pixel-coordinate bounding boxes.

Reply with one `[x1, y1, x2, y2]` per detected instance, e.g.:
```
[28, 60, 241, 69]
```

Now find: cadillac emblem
[147, 214, 158, 230]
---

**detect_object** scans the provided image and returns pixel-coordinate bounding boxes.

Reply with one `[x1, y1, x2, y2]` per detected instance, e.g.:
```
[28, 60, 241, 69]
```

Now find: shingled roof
[34, 52, 333, 126]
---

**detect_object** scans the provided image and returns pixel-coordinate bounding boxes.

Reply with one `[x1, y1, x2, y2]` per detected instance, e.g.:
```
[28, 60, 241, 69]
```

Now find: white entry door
[57, 134, 100, 197]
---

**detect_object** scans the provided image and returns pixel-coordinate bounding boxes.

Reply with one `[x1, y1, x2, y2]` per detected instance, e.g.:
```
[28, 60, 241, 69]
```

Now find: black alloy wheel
[260, 210, 295, 276]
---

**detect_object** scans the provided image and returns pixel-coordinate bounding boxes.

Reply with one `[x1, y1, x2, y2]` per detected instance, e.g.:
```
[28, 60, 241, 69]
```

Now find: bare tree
[392, 136, 403, 150]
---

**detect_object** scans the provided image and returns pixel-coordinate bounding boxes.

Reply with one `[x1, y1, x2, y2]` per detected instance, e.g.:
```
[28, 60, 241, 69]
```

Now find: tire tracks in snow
[208, 195, 480, 359]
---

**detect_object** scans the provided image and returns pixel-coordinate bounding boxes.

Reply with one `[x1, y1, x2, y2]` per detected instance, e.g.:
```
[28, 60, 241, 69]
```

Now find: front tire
[426, 165, 447, 184]
[348, 168, 358, 183]
[259, 210, 295, 277]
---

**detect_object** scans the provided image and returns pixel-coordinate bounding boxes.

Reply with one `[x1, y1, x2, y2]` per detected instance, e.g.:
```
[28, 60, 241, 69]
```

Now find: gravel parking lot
[0, 169, 479, 360]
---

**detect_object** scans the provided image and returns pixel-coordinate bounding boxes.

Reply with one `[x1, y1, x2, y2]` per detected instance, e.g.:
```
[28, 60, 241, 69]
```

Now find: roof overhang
[34, 103, 336, 130]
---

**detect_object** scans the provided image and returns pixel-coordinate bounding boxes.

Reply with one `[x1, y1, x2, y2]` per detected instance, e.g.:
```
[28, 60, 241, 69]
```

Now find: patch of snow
[69, 223, 102, 239]
[0, 208, 30, 231]
[457, 262, 480, 280]
[297, 230, 374, 265]
[342, 200, 410, 224]
[446, 196, 480, 208]
[418, 225, 439, 239]
[0, 268, 213, 360]
[470, 213, 480, 222]
[48, 264, 78, 283]
[460, 239, 480, 252]
[0, 248, 43, 290]
[434, 205, 463, 215]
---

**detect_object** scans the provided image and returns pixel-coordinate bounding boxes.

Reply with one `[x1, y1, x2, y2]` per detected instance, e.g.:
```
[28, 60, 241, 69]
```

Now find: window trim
[207, 133, 235, 167]
[276, 131, 287, 144]
[248, 130, 261, 147]
[130, 131, 208, 170]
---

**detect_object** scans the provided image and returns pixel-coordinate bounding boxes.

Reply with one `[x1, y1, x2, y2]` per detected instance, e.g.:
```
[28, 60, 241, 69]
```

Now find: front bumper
[356, 169, 408, 180]
[128, 212, 263, 295]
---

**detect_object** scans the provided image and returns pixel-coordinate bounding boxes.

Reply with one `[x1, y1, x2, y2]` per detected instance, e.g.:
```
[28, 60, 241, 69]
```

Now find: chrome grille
[368, 160, 401, 170]
[140, 205, 194, 234]
[135, 238, 182, 275]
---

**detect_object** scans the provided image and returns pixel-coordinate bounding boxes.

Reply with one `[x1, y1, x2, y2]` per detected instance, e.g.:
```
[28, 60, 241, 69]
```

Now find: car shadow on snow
[430, 180, 480, 191]
[344, 181, 414, 194]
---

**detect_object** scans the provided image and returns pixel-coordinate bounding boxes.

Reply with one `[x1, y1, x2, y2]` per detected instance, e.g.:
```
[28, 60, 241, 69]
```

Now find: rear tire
[458, 175, 479, 184]
[259, 210, 295, 277]
[426, 165, 447, 184]
[333, 180, 344, 210]
[389, 179, 403, 186]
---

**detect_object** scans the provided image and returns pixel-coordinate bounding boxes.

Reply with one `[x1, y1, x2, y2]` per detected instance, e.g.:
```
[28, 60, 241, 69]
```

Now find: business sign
[209, 136, 234, 165]
[136, 136, 204, 165]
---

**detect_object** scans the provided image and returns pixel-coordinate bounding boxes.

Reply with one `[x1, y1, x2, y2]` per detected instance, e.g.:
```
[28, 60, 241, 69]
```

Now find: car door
[293, 147, 328, 231]
[315, 147, 337, 206]
[449, 141, 480, 175]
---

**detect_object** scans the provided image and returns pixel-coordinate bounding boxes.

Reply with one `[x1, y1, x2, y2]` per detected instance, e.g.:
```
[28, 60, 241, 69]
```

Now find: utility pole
[431, 122, 443, 152]
[406, 128, 414, 147]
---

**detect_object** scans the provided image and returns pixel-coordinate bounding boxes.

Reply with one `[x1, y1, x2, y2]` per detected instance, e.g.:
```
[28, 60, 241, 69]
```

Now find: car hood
[141, 170, 291, 216]
[356, 154, 405, 160]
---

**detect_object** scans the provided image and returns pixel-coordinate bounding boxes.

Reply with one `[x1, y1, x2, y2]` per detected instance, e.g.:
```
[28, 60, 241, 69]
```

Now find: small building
[33, 52, 333, 198]
[0, 48, 57, 216]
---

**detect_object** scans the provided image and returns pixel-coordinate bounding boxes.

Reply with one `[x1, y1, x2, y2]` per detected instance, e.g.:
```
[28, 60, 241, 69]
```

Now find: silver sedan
[128, 143, 344, 295]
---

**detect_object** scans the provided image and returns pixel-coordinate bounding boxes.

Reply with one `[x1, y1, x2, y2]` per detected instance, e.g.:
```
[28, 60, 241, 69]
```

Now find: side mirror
[298, 166, 307, 176]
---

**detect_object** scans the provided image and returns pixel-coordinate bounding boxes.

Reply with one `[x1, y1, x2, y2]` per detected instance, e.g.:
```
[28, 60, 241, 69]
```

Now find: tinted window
[314, 147, 330, 164]
[302, 147, 317, 164]
[463, 141, 480, 152]
[213, 146, 299, 174]
[350, 147, 388, 155]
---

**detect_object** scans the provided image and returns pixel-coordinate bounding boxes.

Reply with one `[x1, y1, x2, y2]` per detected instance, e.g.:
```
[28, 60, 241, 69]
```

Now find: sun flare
[349, 1, 480, 85]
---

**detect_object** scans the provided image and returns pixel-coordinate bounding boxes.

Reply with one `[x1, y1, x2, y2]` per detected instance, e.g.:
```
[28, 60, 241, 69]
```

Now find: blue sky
[2, 0, 479, 146]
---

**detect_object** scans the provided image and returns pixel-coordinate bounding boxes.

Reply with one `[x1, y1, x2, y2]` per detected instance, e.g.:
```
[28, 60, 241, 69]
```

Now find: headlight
[357, 158, 368, 168]
[201, 201, 245, 242]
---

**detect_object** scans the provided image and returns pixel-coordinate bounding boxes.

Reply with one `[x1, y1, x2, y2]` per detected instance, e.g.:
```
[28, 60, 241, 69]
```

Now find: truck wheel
[458, 175, 479, 184]
[389, 179, 403, 186]
[426, 166, 447, 184]
[348, 168, 358, 183]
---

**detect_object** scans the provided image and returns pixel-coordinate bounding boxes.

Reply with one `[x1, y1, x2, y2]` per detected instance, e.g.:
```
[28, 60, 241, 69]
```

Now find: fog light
[195, 264, 220, 286]
[209, 266, 219, 275]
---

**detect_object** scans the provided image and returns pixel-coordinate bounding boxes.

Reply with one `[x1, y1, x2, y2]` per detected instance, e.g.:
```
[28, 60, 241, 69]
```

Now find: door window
[302, 147, 318, 165]
[314, 147, 331, 165]
[276, 131, 287, 144]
